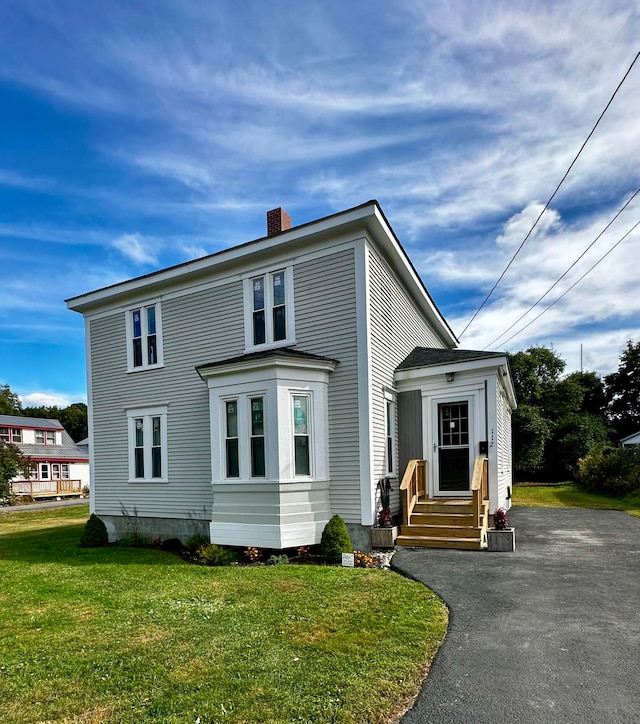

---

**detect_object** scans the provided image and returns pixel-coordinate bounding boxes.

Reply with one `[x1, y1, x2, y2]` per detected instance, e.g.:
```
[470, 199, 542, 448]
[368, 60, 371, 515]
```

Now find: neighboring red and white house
[1, 414, 90, 498]
[620, 431, 640, 447]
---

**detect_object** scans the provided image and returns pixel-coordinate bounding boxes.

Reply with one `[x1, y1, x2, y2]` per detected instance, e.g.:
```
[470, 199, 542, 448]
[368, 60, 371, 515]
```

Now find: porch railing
[400, 459, 426, 527]
[471, 457, 488, 529]
[11, 479, 83, 497]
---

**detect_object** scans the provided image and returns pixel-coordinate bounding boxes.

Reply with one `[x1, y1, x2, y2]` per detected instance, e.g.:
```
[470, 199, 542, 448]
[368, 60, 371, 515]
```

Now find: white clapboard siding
[496, 382, 513, 508]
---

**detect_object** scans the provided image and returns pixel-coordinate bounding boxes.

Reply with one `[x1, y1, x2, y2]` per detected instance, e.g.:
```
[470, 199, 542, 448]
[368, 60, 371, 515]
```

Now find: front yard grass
[513, 483, 640, 518]
[0, 506, 447, 723]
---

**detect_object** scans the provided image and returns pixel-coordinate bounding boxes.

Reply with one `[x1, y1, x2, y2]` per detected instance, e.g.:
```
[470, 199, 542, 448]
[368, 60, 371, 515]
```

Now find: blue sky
[1, 0, 639, 406]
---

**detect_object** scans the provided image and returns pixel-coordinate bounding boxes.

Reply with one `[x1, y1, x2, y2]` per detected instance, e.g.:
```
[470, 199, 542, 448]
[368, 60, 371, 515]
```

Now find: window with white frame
[40, 463, 49, 480]
[0, 427, 9, 443]
[225, 400, 239, 478]
[52, 463, 60, 479]
[250, 397, 266, 477]
[11, 428, 22, 443]
[244, 268, 294, 350]
[292, 394, 311, 476]
[127, 303, 163, 371]
[384, 393, 396, 476]
[127, 407, 168, 482]
[61, 463, 70, 479]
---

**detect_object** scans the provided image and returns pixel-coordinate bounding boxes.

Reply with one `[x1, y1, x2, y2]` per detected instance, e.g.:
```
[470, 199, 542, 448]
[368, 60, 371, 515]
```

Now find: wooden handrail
[10, 479, 83, 497]
[471, 457, 488, 529]
[400, 459, 426, 527]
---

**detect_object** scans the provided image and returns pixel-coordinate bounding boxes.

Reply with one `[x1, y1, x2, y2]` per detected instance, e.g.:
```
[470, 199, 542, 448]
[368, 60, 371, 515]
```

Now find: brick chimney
[266, 207, 292, 237]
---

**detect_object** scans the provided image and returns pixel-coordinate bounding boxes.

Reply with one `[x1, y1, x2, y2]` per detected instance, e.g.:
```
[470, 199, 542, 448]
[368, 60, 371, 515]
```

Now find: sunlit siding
[367, 245, 448, 514]
[89, 279, 244, 521]
[496, 382, 513, 508]
[293, 248, 360, 522]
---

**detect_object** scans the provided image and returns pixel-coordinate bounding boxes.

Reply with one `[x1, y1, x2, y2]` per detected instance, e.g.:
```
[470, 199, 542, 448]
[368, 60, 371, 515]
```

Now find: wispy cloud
[112, 233, 158, 265]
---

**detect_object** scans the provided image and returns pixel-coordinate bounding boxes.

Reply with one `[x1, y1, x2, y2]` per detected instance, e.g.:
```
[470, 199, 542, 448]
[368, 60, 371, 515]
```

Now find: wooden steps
[396, 498, 489, 550]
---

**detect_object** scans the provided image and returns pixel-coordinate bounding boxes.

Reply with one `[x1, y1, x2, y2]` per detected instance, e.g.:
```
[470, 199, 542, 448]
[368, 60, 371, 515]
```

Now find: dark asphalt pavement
[393, 507, 640, 724]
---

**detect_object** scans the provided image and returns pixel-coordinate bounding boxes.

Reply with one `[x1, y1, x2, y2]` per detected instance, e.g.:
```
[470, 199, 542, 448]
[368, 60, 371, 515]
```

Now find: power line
[483, 186, 640, 350]
[491, 218, 640, 349]
[458, 49, 640, 339]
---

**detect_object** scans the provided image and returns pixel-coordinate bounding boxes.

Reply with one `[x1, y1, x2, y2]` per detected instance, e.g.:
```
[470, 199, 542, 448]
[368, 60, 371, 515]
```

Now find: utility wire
[483, 186, 640, 350]
[458, 49, 640, 339]
[492, 218, 640, 349]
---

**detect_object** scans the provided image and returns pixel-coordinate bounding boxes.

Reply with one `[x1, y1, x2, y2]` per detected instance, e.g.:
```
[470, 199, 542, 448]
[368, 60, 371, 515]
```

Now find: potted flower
[487, 508, 515, 552]
[371, 477, 398, 548]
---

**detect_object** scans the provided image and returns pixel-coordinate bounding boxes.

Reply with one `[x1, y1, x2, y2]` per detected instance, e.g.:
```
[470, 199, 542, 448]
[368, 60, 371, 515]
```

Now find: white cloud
[20, 392, 73, 408]
[112, 233, 157, 265]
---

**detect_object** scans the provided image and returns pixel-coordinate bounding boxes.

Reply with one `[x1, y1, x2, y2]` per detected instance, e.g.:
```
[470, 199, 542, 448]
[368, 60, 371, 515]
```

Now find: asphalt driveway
[393, 507, 640, 724]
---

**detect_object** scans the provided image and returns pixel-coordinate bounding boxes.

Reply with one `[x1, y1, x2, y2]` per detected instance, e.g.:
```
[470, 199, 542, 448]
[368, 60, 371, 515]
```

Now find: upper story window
[35, 430, 56, 445]
[244, 267, 294, 351]
[1, 427, 23, 443]
[126, 302, 164, 372]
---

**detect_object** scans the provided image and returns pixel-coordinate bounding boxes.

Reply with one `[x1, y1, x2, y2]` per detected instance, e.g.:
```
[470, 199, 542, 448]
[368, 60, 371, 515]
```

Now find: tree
[0, 442, 30, 501]
[512, 405, 552, 478]
[605, 340, 640, 439]
[0, 384, 22, 416]
[59, 403, 88, 442]
[509, 346, 565, 406]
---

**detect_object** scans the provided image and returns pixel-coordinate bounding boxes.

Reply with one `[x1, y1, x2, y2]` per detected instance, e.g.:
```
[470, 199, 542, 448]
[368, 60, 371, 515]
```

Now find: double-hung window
[0, 428, 9, 443]
[292, 395, 311, 476]
[35, 430, 45, 444]
[245, 267, 293, 350]
[384, 391, 396, 476]
[127, 407, 168, 482]
[250, 397, 266, 477]
[127, 303, 163, 371]
[225, 400, 240, 478]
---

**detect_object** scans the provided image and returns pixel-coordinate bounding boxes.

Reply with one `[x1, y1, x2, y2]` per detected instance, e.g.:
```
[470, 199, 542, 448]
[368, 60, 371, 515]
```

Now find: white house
[620, 431, 640, 447]
[1, 415, 90, 497]
[66, 201, 515, 550]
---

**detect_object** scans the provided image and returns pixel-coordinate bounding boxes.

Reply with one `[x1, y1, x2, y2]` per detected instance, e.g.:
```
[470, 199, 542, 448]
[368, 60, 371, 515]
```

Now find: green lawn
[513, 483, 640, 518]
[0, 506, 447, 723]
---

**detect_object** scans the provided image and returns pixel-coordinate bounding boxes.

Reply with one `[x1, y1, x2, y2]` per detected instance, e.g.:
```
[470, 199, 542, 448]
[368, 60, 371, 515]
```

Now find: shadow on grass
[0, 524, 189, 568]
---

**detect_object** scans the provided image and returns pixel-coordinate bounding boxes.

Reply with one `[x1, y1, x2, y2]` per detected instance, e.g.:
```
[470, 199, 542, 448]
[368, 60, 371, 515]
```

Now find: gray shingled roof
[396, 347, 506, 371]
[197, 346, 339, 373]
[0, 414, 63, 430]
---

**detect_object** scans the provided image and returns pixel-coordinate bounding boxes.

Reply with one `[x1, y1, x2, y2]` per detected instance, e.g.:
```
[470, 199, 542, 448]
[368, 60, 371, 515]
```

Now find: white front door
[433, 398, 473, 497]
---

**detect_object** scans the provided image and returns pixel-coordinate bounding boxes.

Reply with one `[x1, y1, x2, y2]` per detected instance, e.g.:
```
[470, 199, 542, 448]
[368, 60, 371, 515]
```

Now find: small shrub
[80, 514, 108, 548]
[244, 546, 260, 563]
[492, 508, 509, 530]
[577, 445, 640, 497]
[185, 533, 210, 551]
[266, 554, 289, 565]
[197, 543, 240, 566]
[296, 546, 311, 563]
[321, 515, 352, 562]
[160, 537, 185, 552]
[354, 550, 375, 568]
[376, 507, 393, 528]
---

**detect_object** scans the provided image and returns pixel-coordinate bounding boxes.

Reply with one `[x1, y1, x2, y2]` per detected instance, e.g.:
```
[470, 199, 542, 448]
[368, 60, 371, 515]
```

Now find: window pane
[0, 428, 9, 442]
[226, 439, 239, 477]
[387, 436, 393, 473]
[132, 309, 142, 338]
[293, 396, 308, 434]
[272, 271, 285, 306]
[61, 464, 69, 479]
[251, 437, 265, 477]
[252, 277, 264, 311]
[152, 417, 161, 446]
[253, 311, 265, 345]
[41, 464, 49, 479]
[273, 306, 286, 341]
[251, 398, 264, 436]
[12, 428, 22, 443]
[152, 447, 162, 478]
[147, 334, 157, 365]
[226, 401, 238, 438]
[52, 464, 60, 479]
[294, 437, 310, 476]
[135, 419, 144, 447]
[135, 448, 145, 478]
[36, 431, 44, 444]
[46, 431, 55, 444]
[147, 305, 156, 335]
[133, 338, 143, 367]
